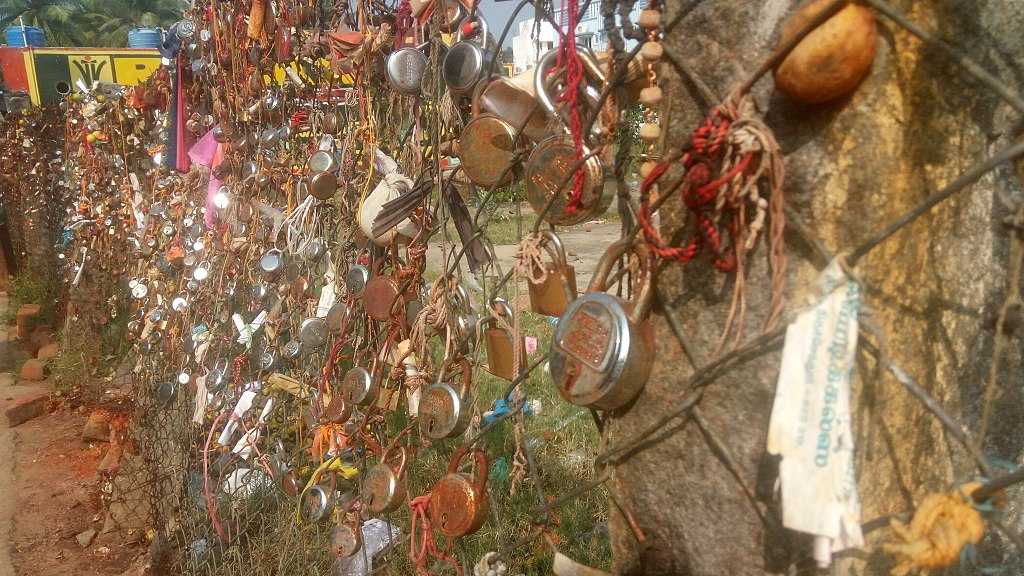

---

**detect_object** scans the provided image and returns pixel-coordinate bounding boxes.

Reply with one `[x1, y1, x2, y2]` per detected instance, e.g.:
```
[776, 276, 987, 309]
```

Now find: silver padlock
[419, 357, 474, 439]
[386, 41, 430, 96]
[341, 366, 379, 407]
[259, 248, 285, 276]
[442, 15, 494, 96]
[301, 485, 333, 522]
[299, 317, 328, 348]
[346, 264, 370, 297]
[362, 444, 408, 513]
[549, 239, 654, 411]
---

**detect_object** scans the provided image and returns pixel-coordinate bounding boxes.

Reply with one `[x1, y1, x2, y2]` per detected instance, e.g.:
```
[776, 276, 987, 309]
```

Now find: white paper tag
[192, 374, 209, 425]
[767, 261, 864, 563]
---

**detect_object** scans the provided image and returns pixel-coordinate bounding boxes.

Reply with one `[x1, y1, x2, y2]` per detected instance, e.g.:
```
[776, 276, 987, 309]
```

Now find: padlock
[259, 248, 285, 277]
[458, 81, 525, 188]
[322, 390, 353, 424]
[480, 300, 526, 382]
[528, 231, 578, 317]
[442, 15, 495, 96]
[419, 357, 474, 439]
[524, 49, 613, 225]
[429, 446, 489, 537]
[362, 444, 408, 513]
[363, 264, 402, 322]
[330, 510, 364, 557]
[549, 239, 655, 411]
[341, 365, 379, 407]
[386, 41, 431, 96]
[301, 485, 333, 522]
[346, 264, 370, 297]
[477, 73, 550, 142]
[299, 317, 328, 348]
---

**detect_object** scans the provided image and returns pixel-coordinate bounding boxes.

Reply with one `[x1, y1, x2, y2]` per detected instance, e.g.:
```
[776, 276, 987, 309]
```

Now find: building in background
[510, 3, 641, 75]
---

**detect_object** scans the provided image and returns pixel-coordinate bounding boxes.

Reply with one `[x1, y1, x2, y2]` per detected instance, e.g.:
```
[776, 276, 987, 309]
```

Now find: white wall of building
[510, 3, 641, 75]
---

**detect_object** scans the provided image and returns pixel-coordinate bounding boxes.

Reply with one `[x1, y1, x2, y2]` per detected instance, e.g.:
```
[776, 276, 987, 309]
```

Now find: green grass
[374, 309, 609, 574]
[3, 273, 59, 325]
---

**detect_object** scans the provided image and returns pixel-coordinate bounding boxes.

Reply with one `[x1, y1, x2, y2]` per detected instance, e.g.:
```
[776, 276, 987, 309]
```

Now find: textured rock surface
[608, 1, 1024, 574]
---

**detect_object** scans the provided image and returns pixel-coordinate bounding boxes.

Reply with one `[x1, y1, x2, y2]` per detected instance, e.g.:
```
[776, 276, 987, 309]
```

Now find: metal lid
[259, 249, 284, 275]
[302, 485, 332, 522]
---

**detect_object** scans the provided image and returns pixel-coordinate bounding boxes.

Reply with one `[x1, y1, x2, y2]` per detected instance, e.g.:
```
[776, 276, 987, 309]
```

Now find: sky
[478, 0, 537, 47]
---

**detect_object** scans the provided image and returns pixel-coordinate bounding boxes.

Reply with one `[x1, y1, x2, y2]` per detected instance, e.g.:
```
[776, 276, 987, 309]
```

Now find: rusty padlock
[418, 357, 474, 439]
[322, 390, 353, 424]
[525, 49, 613, 226]
[363, 262, 402, 322]
[429, 446, 489, 538]
[329, 510, 364, 557]
[480, 300, 526, 382]
[528, 231, 578, 317]
[458, 80, 525, 188]
[341, 365, 380, 407]
[549, 239, 654, 411]
[362, 444, 408, 514]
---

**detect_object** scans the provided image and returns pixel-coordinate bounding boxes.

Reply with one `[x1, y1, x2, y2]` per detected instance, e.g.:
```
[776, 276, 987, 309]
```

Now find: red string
[409, 495, 463, 576]
[557, 0, 587, 214]
[637, 109, 753, 271]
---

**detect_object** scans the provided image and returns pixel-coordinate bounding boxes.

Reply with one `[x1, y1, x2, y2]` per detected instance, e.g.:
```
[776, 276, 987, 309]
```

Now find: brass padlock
[362, 444, 408, 513]
[341, 365, 379, 407]
[528, 231, 578, 317]
[480, 300, 526, 382]
[549, 239, 654, 411]
[429, 446, 489, 538]
[329, 510, 363, 557]
[419, 357, 474, 439]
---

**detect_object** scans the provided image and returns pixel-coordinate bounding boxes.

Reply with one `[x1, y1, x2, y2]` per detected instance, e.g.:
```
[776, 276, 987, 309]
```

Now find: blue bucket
[5, 26, 46, 48]
[127, 27, 163, 49]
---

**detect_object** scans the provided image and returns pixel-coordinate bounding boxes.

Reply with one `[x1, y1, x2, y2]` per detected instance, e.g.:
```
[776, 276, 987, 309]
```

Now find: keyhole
[441, 512, 448, 527]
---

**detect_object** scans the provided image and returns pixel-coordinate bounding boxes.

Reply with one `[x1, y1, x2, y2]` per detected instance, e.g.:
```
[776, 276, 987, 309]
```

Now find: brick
[83, 410, 112, 442]
[5, 391, 47, 426]
[37, 342, 59, 360]
[98, 443, 123, 475]
[19, 359, 45, 381]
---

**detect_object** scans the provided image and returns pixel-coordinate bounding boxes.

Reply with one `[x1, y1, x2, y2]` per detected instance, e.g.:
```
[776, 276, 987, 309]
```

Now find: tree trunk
[608, 1, 1024, 574]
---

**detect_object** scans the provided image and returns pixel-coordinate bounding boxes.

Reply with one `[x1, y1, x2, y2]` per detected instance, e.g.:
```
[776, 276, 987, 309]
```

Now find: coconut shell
[774, 0, 878, 104]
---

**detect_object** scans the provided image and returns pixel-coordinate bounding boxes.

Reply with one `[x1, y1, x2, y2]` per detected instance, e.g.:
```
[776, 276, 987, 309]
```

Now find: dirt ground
[426, 217, 623, 291]
[7, 410, 143, 576]
[0, 292, 142, 576]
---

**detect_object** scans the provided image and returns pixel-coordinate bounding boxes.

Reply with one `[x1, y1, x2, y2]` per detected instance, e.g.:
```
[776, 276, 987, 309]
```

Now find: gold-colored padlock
[481, 300, 526, 381]
[528, 231, 578, 318]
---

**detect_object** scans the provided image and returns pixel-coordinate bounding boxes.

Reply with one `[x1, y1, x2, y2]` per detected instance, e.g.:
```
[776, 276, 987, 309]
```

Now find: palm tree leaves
[0, 0, 186, 47]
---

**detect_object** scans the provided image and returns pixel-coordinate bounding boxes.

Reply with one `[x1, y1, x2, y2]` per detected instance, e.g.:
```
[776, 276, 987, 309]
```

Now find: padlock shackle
[454, 13, 490, 51]
[445, 446, 488, 496]
[587, 239, 654, 325]
[441, 355, 473, 398]
[534, 48, 607, 130]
